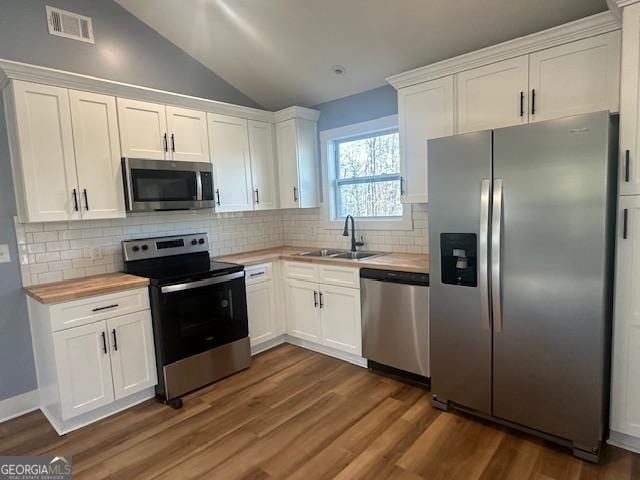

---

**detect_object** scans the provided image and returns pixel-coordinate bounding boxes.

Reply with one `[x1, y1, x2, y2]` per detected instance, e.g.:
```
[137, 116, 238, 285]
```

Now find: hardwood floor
[1, 344, 639, 479]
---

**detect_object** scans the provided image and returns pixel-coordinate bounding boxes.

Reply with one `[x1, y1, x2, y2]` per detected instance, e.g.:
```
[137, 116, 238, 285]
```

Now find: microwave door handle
[196, 171, 203, 201]
[124, 158, 134, 211]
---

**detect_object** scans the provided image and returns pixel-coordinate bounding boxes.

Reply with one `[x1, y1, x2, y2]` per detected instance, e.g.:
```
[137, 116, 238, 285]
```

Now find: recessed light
[332, 65, 346, 75]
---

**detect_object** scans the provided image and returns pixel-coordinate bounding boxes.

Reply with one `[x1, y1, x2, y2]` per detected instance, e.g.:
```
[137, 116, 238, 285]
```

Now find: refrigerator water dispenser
[440, 233, 477, 287]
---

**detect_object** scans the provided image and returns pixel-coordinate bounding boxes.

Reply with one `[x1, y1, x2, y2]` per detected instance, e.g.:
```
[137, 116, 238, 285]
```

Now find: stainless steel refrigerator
[427, 111, 617, 462]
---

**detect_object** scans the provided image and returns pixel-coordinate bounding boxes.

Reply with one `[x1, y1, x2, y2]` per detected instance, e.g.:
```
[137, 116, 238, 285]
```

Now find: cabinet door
[53, 320, 114, 420]
[9, 81, 79, 222]
[529, 31, 621, 123]
[285, 279, 321, 343]
[208, 113, 253, 212]
[611, 197, 640, 437]
[246, 280, 278, 346]
[457, 56, 529, 133]
[107, 310, 157, 400]
[69, 90, 125, 220]
[116, 98, 167, 160]
[276, 119, 300, 209]
[166, 106, 210, 162]
[296, 118, 320, 208]
[248, 120, 278, 210]
[398, 76, 455, 203]
[620, 5, 640, 195]
[320, 285, 362, 356]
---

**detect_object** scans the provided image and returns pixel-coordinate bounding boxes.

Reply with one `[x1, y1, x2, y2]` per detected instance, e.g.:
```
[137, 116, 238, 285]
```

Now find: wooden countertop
[216, 246, 429, 274]
[25, 272, 150, 304]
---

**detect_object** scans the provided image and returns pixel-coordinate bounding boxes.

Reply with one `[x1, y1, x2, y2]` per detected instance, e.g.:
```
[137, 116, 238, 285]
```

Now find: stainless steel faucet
[343, 215, 365, 252]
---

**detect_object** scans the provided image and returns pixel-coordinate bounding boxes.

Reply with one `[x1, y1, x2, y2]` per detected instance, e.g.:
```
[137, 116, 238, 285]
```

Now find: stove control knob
[132, 246, 140, 252]
[141, 244, 149, 251]
[198, 238, 205, 244]
[191, 239, 198, 245]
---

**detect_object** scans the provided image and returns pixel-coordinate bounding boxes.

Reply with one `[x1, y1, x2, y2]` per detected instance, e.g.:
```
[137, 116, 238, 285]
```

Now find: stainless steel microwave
[122, 158, 215, 212]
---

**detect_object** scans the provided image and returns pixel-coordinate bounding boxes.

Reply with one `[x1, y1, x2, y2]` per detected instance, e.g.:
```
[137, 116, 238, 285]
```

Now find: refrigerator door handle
[492, 178, 504, 332]
[479, 179, 491, 331]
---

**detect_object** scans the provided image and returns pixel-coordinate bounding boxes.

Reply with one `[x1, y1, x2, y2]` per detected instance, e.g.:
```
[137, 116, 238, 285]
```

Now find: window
[334, 130, 402, 218]
[321, 115, 411, 230]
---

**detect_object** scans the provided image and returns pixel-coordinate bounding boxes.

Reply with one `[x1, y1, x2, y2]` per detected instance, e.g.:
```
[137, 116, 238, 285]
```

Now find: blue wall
[0, 0, 261, 403]
[313, 84, 398, 132]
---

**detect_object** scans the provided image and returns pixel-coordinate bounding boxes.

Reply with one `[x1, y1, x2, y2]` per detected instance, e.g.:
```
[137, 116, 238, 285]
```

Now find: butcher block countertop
[216, 246, 429, 274]
[25, 272, 150, 304]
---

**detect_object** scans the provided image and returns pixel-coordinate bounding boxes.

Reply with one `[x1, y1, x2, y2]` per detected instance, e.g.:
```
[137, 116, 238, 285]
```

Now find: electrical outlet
[0, 244, 11, 264]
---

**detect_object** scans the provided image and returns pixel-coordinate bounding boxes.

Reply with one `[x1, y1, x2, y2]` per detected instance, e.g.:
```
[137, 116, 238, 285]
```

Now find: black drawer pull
[92, 303, 119, 312]
[249, 272, 265, 277]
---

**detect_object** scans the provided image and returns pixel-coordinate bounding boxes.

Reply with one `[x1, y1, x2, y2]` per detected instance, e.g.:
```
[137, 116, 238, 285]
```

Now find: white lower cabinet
[246, 263, 279, 347]
[28, 288, 157, 433]
[108, 310, 158, 400]
[283, 262, 362, 356]
[53, 320, 115, 420]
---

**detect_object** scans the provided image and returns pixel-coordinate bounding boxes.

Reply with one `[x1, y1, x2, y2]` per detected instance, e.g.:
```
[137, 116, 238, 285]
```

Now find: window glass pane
[337, 132, 399, 180]
[338, 180, 402, 218]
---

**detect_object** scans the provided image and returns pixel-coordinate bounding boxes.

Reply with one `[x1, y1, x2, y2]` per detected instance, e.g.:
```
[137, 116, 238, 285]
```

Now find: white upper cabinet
[107, 310, 157, 401]
[165, 106, 210, 162]
[208, 113, 253, 212]
[457, 56, 529, 133]
[69, 90, 125, 220]
[6, 81, 79, 222]
[620, 4, 640, 195]
[117, 98, 168, 160]
[53, 320, 115, 420]
[397, 76, 455, 204]
[248, 120, 278, 210]
[276, 117, 320, 209]
[528, 31, 621, 123]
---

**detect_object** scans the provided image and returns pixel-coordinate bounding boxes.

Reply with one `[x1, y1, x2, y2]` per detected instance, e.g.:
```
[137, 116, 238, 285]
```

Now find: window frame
[320, 115, 412, 231]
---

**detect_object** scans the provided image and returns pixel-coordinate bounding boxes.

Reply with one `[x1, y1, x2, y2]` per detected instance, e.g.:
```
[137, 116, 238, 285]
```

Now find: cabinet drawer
[49, 287, 150, 332]
[283, 261, 318, 282]
[318, 265, 360, 289]
[245, 263, 272, 285]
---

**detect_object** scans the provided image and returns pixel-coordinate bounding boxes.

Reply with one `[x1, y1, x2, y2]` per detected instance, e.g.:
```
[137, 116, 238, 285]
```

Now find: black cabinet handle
[72, 189, 79, 212]
[92, 303, 119, 312]
[163, 133, 168, 152]
[531, 89, 536, 115]
[625, 149, 630, 182]
[83, 188, 89, 210]
[319, 292, 324, 309]
[255, 188, 260, 205]
[314, 290, 318, 308]
[112, 329, 118, 351]
[624, 208, 629, 240]
[519, 91, 524, 117]
[171, 133, 176, 152]
[293, 186, 298, 202]
[215, 189, 221, 206]
[400, 177, 404, 196]
[101, 331, 107, 354]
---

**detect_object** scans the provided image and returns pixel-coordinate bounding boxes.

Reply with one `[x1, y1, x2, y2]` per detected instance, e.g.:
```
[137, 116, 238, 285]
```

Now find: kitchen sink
[332, 251, 386, 260]
[298, 249, 348, 257]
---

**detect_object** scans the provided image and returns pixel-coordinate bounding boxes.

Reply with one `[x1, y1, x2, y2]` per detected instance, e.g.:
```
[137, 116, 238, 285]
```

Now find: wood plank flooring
[1, 344, 639, 479]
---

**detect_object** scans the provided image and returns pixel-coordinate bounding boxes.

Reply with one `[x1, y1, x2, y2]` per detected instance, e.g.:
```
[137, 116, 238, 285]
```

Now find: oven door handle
[160, 271, 245, 293]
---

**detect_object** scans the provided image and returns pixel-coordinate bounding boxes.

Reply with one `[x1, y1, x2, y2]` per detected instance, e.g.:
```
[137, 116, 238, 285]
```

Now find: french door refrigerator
[427, 111, 617, 462]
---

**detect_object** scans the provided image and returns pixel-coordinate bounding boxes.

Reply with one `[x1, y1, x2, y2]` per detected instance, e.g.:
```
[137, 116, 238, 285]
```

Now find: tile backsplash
[15, 204, 428, 286]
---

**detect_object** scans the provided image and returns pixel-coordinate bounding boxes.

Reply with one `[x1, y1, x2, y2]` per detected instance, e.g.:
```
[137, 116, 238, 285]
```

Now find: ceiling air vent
[46, 6, 94, 44]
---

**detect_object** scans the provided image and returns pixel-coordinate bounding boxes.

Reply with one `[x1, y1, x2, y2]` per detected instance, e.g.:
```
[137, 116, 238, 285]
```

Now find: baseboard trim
[608, 430, 640, 454]
[251, 336, 286, 356]
[283, 335, 367, 368]
[0, 389, 39, 424]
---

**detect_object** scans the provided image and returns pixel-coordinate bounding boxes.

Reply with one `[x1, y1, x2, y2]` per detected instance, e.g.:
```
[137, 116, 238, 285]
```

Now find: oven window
[157, 277, 248, 364]
[132, 169, 197, 202]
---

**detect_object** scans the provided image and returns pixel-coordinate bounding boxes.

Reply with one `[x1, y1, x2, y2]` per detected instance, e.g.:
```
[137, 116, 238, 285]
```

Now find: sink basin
[298, 249, 348, 257]
[332, 251, 386, 260]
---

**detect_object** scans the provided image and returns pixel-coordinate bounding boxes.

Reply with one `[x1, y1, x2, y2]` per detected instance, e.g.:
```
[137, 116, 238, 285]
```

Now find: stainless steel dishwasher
[361, 269, 429, 379]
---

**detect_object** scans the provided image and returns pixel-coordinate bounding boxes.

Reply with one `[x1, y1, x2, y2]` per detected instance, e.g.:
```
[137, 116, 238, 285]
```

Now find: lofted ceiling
[115, 0, 609, 110]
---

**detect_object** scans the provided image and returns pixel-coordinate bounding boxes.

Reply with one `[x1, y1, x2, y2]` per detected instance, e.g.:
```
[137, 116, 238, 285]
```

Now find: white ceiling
[115, 0, 608, 110]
